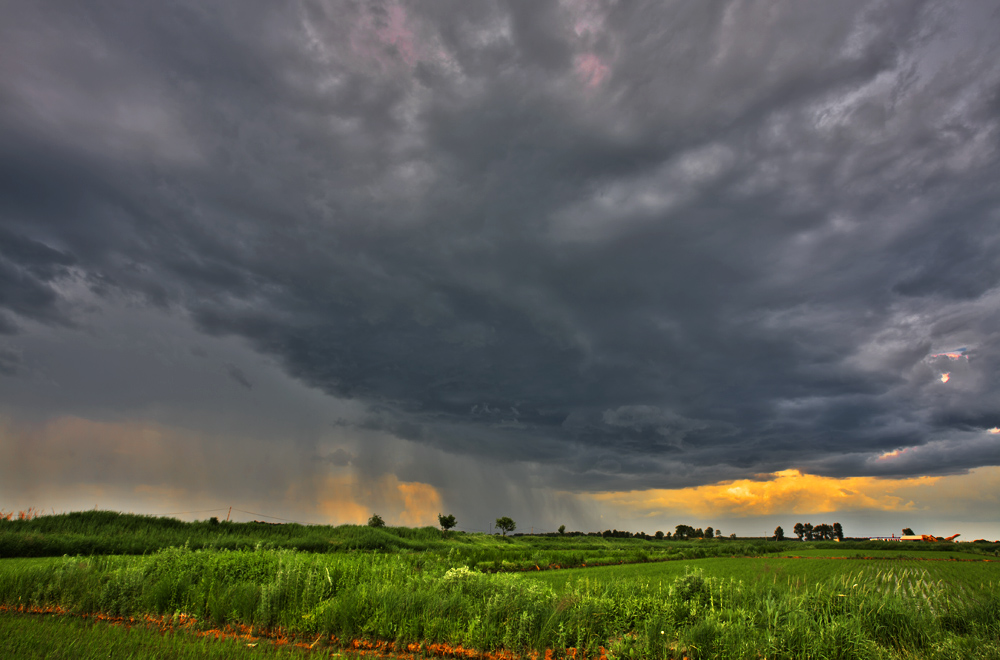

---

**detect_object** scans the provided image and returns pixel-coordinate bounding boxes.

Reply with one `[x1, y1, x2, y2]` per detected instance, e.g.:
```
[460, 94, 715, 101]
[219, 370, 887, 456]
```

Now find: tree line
[773, 522, 844, 541]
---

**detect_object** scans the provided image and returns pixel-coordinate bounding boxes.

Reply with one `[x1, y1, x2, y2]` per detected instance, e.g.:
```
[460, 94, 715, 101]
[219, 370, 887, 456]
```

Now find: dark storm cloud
[2, 0, 1000, 490]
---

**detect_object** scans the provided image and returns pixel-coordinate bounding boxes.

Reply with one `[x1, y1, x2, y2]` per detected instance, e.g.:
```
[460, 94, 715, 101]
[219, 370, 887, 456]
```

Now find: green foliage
[366, 514, 385, 528]
[0, 610, 310, 659]
[2, 540, 1000, 658]
[494, 517, 516, 536]
[437, 514, 457, 532]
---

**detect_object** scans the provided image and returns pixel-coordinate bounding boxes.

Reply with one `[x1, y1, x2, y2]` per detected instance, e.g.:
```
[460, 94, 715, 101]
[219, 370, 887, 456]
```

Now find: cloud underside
[0, 1, 999, 495]
[6, 415, 999, 529]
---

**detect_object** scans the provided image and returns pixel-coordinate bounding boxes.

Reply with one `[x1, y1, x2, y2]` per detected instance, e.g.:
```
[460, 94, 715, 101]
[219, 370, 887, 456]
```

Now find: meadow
[2, 512, 999, 659]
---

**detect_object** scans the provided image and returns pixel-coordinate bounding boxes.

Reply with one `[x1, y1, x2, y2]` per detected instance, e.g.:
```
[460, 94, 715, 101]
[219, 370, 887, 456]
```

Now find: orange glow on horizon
[587, 469, 941, 518]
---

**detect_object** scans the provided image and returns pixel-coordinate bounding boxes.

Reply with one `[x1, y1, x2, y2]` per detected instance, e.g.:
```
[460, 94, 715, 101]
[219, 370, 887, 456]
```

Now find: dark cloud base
[2, 0, 1000, 491]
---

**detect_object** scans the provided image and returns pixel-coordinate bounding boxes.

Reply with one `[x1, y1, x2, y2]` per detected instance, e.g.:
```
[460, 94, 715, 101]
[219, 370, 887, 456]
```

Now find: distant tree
[438, 513, 457, 532]
[774, 526, 785, 541]
[666, 531, 673, 539]
[902, 527, 915, 536]
[495, 516, 516, 536]
[814, 523, 832, 540]
[833, 522, 844, 541]
[803, 523, 814, 541]
[695, 527, 704, 539]
[209, 517, 220, 526]
[655, 530, 664, 540]
[729, 533, 736, 540]
[558, 524, 566, 534]
[368, 514, 385, 528]
[793, 523, 805, 540]
[675, 524, 695, 540]
[705, 526, 714, 540]
[716, 529, 723, 538]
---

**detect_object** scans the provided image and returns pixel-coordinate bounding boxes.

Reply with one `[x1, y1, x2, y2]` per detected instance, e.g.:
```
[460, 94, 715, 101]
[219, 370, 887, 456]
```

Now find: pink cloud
[348, 3, 421, 71]
[575, 52, 609, 88]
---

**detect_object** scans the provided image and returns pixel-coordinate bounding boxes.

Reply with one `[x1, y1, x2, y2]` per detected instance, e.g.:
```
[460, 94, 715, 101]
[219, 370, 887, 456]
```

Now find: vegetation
[2, 511, 1000, 658]
[366, 514, 385, 528]
[437, 514, 457, 532]
[0, 610, 315, 659]
[494, 516, 516, 537]
[792, 521, 845, 541]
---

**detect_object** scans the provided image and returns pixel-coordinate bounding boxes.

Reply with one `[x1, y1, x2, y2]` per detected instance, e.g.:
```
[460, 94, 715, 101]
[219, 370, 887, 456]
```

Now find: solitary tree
[774, 525, 785, 541]
[793, 522, 805, 540]
[438, 513, 457, 532]
[495, 516, 516, 536]
[833, 522, 844, 541]
[705, 526, 715, 540]
[368, 513, 385, 528]
[558, 524, 566, 534]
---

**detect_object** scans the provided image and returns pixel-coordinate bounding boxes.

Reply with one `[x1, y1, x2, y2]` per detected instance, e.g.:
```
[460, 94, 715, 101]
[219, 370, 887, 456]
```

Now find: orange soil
[0, 604, 615, 660]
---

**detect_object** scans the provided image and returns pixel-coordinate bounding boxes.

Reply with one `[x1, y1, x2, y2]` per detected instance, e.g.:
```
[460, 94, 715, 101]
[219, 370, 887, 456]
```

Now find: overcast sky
[2, 0, 1000, 538]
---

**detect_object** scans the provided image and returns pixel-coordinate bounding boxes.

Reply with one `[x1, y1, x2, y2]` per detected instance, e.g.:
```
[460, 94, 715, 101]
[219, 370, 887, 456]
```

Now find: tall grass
[2, 547, 999, 659]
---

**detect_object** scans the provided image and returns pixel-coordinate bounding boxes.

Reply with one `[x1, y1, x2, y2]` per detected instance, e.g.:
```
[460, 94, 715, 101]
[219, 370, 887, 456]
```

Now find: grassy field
[2, 511, 1000, 659]
[0, 610, 317, 660]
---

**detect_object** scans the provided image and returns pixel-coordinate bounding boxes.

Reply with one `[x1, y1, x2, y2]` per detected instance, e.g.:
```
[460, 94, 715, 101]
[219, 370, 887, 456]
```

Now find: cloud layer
[2, 1, 1000, 528]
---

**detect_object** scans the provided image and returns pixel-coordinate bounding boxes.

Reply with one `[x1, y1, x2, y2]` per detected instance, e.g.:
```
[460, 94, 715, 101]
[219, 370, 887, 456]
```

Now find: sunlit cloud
[989, 428, 1000, 435]
[586, 469, 940, 518]
[930, 347, 969, 360]
[311, 473, 441, 526]
[575, 53, 609, 88]
[940, 372, 951, 383]
[0, 415, 441, 526]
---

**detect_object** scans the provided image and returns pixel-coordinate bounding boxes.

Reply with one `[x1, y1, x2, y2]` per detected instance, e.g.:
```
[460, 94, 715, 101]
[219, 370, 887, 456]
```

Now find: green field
[0, 610, 317, 660]
[2, 512, 1000, 659]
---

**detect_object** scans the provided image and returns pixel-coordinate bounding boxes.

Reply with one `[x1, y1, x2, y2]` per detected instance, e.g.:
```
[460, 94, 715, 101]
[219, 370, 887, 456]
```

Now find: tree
[814, 523, 831, 540]
[902, 527, 915, 536]
[803, 523, 814, 541]
[833, 522, 844, 541]
[729, 533, 736, 540]
[695, 527, 704, 539]
[675, 524, 695, 540]
[558, 524, 566, 534]
[368, 513, 385, 528]
[716, 529, 723, 538]
[774, 525, 785, 541]
[655, 530, 664, 540]
[793, 522, 805, 540]
[495, 516, 516, 536]
[438, 513, 457, 532]
[705, 526, 714, 540]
